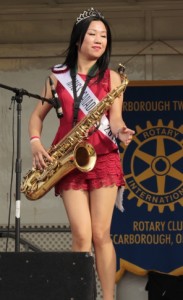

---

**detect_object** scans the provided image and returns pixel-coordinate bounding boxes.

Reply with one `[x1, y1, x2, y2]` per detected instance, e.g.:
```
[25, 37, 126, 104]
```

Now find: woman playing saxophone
[28, 8, 135, 300]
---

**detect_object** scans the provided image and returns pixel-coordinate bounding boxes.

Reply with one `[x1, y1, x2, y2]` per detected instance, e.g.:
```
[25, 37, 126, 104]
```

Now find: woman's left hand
[117, 126, 135, 146]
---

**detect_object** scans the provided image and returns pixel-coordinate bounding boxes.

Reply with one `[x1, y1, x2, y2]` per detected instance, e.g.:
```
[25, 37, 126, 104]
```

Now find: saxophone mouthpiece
[118, 63, 127, 82]
[118, 63, 126, 75]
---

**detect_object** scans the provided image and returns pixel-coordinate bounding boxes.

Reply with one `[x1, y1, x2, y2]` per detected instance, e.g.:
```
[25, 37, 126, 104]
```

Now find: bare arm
[109, 70, 135, 145]
[29, 74, 57, 169]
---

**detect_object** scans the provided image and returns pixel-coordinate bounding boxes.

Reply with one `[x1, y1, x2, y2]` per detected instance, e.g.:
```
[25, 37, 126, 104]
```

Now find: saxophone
[21, 65, 129, 200]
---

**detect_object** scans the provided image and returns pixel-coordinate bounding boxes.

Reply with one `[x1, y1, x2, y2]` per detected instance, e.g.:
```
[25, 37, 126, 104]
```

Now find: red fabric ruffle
[55, 151, 125, 195]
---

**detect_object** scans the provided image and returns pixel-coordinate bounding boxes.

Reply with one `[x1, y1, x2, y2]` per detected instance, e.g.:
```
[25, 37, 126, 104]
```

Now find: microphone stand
[0, 83, 51, 252]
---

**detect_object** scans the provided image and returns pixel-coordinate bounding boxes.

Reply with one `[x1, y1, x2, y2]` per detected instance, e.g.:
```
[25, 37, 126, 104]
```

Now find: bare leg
[90, 186, 117, 300]
[62, 189, 92, 251]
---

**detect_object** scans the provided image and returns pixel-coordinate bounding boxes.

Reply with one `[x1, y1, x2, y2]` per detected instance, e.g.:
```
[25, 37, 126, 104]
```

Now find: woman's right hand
[30, 140, 52, 170]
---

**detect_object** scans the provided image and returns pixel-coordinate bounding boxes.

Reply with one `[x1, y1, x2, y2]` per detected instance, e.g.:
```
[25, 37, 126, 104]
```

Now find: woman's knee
[92, 227, 111, 247]
[72, 228, 92, 249]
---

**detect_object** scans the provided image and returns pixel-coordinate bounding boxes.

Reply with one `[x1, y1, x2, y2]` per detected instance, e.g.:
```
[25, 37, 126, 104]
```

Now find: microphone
[49, 76, 63, 119]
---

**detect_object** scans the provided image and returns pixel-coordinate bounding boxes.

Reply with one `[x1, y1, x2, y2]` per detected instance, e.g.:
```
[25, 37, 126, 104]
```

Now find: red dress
[51, 66, 125, 194]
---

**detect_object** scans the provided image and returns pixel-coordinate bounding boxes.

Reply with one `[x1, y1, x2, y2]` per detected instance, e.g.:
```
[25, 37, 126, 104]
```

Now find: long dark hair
[62, 12, 112, 82]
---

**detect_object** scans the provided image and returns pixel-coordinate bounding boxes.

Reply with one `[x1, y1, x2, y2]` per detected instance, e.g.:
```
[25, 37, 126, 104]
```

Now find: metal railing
[0, 225, 71, 252]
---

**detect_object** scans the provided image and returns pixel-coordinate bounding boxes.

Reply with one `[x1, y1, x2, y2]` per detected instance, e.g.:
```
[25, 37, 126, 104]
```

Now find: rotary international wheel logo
[120, 119, 183, 213]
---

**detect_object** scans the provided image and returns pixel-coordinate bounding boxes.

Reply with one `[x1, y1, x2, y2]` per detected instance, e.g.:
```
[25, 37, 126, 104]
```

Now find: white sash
[54, 70, 116, 144]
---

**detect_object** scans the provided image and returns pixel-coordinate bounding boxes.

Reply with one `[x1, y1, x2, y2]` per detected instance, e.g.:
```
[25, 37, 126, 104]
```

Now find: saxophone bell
[73, 141, 97, 172]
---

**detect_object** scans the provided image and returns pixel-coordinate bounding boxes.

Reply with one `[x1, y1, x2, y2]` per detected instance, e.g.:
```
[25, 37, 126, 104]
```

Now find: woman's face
[78, 20, 107, 60]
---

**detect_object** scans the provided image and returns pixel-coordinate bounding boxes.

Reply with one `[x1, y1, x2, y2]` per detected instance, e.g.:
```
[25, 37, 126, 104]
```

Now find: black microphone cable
[48, 76, 63, 119]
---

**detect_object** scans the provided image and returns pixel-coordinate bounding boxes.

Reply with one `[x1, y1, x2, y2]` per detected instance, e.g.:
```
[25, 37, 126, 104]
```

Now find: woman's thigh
[90, 186, 118, 234]
[62, 189, 92, 237]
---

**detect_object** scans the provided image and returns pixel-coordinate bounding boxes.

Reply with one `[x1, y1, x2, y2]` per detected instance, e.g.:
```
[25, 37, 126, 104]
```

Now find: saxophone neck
[121, 75, 129, 91]
[109, 75, 129, 100]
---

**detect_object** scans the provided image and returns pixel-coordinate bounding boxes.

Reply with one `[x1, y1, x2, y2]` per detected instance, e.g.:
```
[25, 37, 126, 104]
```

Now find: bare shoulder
[110, 69, 120, 79]
[51, 63, 68, 86]
[109, 69, 121, 89]
[50, 72, 58, 86]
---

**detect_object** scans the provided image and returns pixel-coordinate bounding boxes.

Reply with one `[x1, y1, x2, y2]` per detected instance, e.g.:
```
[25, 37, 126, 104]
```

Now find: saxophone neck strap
[70, 64, 98, 126]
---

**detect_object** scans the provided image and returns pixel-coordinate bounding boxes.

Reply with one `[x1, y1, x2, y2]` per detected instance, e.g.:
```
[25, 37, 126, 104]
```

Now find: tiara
[76, 7, 104, 25]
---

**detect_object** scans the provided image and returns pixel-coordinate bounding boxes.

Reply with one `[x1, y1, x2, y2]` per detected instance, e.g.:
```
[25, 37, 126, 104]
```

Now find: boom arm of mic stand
[0, 82, 51, 104]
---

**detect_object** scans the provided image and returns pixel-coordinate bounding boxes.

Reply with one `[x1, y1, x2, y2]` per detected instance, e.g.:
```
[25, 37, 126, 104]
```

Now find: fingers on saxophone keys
[33, 157, 44, 170]
[32, 158, 37, 169]
[33, 159, 39, 170]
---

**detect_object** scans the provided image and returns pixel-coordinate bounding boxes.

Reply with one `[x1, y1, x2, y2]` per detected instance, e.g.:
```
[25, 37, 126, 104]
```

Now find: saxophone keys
[37, 160, 58, 181]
